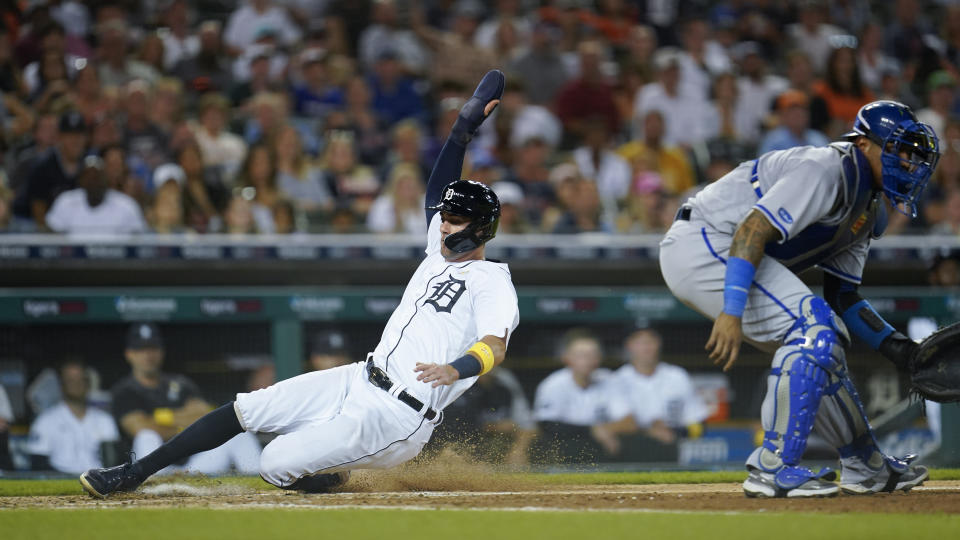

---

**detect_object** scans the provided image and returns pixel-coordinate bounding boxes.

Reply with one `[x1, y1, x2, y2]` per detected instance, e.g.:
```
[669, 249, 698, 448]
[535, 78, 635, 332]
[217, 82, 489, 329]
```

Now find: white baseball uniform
[235, 212, 520, 487]
[533, 368, 630, 426]
[611, 364, 709, 429]
[27, 402, 119, 474]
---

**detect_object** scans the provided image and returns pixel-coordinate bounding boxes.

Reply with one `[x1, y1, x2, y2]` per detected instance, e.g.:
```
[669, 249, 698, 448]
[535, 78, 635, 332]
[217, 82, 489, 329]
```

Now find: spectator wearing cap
[367, 162, 426, 235]
[224, 0, 302, 56]
[491, 181, 529, 234]
[308, 329, 352, 372]
[291, 48, 344, 119]
[148, 163, 188, 234]
[758, 90, 830, 155]
[732, 41, 789, 143]
[618, 109, 695, 197]
[498, 79, 562, 155]
[191, 93, 248, 182]
[46, 155, 148, 235]
[507, 21, 568, 106]
[97, 18, 160, 88]
[11, 111, 88, 231]
[173, 21, 234, 97]
[359, 0, 429, 74]
[918, 71, 957, 143]
[554, 40, 620, 146]
[632, 47, 711, 147]
[27, 359, 119, 474]
[411, 0, 497, 89]
[231, 28, 289, 85]
[111, 323, 261, 475]
[368, 50, 425, 128]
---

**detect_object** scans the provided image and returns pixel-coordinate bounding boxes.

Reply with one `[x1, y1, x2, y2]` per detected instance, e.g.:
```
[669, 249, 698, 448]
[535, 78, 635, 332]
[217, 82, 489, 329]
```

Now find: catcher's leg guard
[746, 296, 848, 495]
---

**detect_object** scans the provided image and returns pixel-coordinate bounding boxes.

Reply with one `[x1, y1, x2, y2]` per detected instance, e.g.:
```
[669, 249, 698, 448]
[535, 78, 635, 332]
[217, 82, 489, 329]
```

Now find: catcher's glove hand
[909, 321, 960, 403]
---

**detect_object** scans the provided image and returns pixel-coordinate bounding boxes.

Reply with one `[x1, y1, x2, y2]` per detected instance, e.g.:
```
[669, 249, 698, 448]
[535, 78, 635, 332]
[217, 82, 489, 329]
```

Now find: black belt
[675, 206, 692, 221]
[365, 360, 439, 421]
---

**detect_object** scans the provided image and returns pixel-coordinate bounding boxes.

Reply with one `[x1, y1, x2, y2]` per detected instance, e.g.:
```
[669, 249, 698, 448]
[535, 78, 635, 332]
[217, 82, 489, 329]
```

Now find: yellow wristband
[468, 342, 495, 376]
[153, 407, 175, 427]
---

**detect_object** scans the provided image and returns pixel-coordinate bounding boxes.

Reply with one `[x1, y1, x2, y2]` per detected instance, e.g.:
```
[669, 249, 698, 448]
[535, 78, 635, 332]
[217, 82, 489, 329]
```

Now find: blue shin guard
[753, 296, 850, 488]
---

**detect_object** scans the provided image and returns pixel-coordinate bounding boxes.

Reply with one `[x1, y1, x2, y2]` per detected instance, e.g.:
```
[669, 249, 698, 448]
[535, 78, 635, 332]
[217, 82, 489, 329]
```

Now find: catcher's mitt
[910, 321, 960, 403]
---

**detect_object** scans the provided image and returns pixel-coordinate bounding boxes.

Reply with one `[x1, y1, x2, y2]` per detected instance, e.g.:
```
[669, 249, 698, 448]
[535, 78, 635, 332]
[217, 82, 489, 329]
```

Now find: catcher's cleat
[80, 463, 144, 498]
[285, 471, 350, 493]
[450, 69, 505, 146]
[743, 469, 839, 498]
[840, 455, 928, 495]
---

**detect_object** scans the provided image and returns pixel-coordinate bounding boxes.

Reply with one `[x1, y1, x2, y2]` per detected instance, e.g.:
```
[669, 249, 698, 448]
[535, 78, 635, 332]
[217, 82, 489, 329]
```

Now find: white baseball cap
[152, 163, 186, 190]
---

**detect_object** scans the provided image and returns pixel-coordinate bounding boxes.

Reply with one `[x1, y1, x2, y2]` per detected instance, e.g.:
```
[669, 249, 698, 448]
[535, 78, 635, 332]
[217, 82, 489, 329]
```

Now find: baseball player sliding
[660, 101, 939, 498]
[80, 70, 518, 497]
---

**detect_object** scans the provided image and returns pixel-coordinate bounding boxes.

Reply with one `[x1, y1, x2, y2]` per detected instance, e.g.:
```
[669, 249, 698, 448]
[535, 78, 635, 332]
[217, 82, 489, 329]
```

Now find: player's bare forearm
[729, 210, 780, 267]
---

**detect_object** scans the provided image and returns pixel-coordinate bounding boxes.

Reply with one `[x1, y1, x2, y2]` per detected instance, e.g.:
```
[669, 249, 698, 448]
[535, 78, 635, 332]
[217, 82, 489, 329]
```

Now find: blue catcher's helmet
[844, 100, 940, 217]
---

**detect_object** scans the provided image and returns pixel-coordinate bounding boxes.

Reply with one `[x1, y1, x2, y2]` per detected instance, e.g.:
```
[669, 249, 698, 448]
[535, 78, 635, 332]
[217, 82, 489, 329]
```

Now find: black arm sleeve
[822, 272, 862, 314]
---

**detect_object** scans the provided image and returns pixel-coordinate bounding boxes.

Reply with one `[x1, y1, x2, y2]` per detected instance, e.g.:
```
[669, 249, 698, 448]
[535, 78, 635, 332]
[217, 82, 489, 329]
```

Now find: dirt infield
[3, 478, 960, 514]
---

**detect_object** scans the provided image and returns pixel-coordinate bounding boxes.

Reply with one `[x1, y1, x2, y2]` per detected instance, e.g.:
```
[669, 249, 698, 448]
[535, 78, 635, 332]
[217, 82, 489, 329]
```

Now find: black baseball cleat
[451, 69, 505, 145]
[285, 471, 351, 493]
[80, 463, 144, 498]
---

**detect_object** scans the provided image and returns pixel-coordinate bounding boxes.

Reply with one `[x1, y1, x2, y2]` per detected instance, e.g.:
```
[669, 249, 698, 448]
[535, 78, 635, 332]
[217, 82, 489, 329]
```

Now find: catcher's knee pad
[788, 295, 850, 372]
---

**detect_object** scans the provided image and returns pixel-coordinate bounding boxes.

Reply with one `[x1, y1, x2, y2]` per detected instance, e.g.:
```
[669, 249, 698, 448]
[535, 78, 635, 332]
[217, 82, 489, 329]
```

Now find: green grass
[1, 508, 958, 540]
[2, 469, 959, 497]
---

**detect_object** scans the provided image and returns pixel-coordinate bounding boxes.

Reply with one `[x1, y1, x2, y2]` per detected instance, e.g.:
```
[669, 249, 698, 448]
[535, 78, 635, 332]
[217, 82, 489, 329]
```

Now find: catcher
[660, 100, 943, 497]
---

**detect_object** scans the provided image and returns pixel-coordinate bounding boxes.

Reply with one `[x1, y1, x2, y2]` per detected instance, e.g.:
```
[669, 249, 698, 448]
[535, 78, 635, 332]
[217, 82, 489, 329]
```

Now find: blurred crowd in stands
[1, 0, 960, 237]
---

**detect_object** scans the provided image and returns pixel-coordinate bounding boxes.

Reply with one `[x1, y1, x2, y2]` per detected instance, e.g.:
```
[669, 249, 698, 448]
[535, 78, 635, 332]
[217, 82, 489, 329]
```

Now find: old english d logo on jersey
[424, 274, 466, 313]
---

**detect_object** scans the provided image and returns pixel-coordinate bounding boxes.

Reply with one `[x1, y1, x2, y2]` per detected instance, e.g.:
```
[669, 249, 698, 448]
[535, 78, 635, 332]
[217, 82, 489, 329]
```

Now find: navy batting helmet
[428, 180, 501, 253]
[844, 100, 940, 217]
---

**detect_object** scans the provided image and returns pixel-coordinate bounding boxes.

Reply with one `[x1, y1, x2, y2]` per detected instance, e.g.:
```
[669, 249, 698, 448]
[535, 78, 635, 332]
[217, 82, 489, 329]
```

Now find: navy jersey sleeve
[424, 138, 467, 225]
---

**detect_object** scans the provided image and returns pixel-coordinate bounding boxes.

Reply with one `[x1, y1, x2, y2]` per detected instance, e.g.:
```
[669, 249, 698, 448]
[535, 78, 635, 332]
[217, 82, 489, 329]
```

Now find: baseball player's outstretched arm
[706, 210, 780, 371]
[424, 70, 504, 224]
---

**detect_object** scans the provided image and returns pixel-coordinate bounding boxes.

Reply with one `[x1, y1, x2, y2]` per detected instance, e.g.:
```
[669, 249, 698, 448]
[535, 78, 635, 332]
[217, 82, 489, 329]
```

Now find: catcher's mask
[843, 100, 940, 218]
[428, 180, 501, 254]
